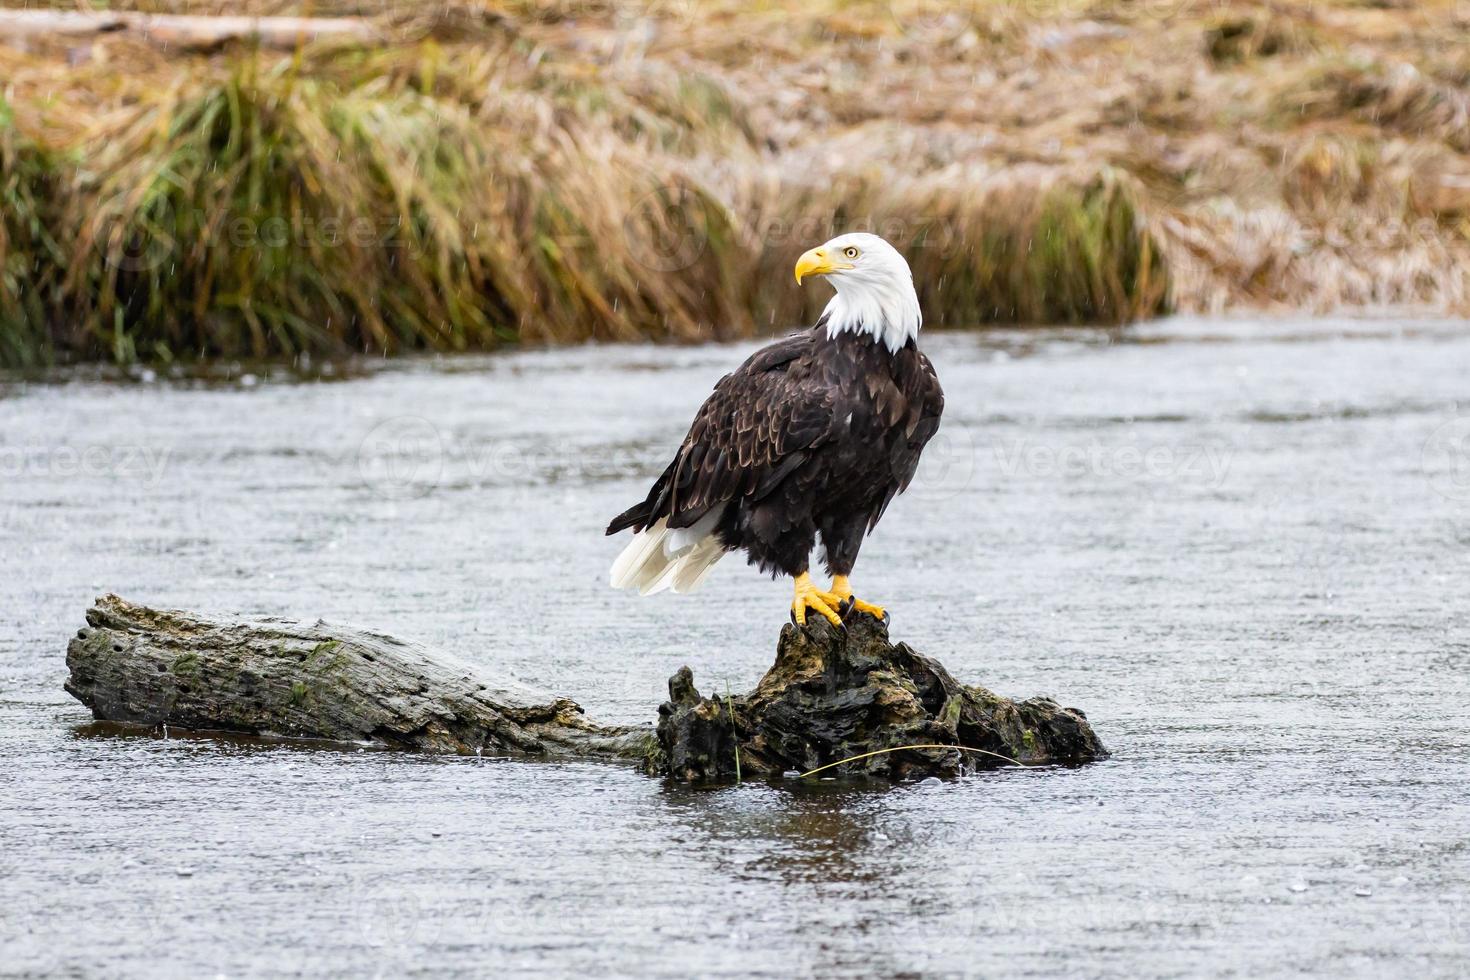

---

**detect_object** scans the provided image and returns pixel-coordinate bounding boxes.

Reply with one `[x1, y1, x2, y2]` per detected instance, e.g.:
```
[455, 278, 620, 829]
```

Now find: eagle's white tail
[609, 507, 727, 595]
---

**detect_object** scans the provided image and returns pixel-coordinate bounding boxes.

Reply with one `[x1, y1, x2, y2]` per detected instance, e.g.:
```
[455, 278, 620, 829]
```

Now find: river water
[2, 316, 1467, 978]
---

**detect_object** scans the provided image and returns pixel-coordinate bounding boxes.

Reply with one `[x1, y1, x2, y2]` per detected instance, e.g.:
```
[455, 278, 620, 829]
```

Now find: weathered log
[64, 594, 1108, 783]
[65, 594, 654, 761]
[0, 10, 379, 52]
[653, 614, 1108, 782]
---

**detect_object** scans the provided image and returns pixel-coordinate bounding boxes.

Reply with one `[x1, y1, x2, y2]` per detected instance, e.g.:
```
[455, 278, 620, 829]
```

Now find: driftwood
[65, 594, 652, 761]
[65, 594, 1108, 783]
[0, 10, 378, 52]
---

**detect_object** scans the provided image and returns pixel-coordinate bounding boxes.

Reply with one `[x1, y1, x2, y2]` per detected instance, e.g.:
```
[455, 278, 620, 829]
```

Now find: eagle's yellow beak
[794, 247, 852, 284]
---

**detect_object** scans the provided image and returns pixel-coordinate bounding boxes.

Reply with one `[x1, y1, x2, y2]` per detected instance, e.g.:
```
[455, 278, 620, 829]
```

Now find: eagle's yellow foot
[820, 575, 888, 623]
[791, 572, 844, 628]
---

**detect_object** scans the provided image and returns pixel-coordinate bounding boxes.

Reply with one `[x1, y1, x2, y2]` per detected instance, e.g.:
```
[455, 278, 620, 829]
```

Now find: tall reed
[0, 96, 65, 367]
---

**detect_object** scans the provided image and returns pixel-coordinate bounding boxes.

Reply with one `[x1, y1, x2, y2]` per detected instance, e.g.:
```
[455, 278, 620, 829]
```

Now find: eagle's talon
[825, 576, 886, 623]
[791, 573, 845, 628]
[848, 598, 887, 621]
[795, 596, 844, 628]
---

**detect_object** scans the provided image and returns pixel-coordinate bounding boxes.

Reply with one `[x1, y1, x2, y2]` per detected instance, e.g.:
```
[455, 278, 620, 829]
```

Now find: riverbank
[2, 0, 1467, 366]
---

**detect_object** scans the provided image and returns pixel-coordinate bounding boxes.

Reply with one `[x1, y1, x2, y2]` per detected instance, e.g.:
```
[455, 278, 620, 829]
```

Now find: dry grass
[57, 54, 751, 360]
[0, 0, 1467, 365]
[5, 33, 759, 362]
[0, 93, 63, 366]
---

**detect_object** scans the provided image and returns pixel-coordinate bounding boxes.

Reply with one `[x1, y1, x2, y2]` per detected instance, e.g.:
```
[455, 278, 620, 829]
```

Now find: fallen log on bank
[0, 10, 379, 52]
[65, 594, 1108, 782]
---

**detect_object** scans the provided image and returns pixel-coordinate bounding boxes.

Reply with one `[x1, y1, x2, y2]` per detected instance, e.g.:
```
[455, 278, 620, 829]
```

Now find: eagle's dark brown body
[607, 321, 944, 581]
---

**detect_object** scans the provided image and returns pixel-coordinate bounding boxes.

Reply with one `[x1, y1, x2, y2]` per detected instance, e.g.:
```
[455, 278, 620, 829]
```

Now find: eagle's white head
[794, 232, 922, 353]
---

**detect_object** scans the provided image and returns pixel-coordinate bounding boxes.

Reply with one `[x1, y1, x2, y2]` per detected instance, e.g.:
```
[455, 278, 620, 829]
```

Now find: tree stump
[653, 614, 1108, 782]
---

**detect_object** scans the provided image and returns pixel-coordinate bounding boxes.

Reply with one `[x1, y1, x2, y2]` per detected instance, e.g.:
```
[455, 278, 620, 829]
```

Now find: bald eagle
[606, 233, 944, 626]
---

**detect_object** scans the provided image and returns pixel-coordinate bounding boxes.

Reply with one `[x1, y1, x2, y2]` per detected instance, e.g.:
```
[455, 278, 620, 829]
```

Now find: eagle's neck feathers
[820, 272, 922, 354]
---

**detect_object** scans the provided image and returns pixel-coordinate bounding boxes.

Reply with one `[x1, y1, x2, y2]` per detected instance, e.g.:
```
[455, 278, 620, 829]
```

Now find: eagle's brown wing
[606, 330, 838, 535]
[868, 345, 945, 531]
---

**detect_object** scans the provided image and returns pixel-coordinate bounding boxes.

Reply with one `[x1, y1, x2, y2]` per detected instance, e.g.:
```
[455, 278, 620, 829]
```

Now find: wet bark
[64, 594, 654, 761]
[65, 595, 1108, 783]
[652, 614, 1109, 782]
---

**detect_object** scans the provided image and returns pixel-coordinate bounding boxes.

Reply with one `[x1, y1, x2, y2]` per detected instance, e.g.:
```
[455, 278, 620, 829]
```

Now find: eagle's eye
[843, 246, 860, 259]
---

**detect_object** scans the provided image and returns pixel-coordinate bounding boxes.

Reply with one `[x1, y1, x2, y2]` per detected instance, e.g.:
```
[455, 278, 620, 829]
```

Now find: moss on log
[652, 614, 1108, 782]
[64, 594, 653, 761]
[64, 595, 1108, 783]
